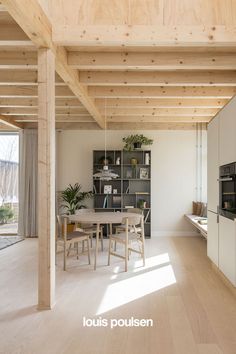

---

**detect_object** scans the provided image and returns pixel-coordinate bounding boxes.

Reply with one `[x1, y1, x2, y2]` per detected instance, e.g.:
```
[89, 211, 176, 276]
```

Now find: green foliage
[0, 206, 14, 224]
[60, 183, 93, 215]
[122, 134, 153, 151]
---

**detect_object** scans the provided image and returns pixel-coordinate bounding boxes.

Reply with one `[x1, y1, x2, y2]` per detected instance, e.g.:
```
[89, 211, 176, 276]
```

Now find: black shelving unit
[93, 150, 151, 237]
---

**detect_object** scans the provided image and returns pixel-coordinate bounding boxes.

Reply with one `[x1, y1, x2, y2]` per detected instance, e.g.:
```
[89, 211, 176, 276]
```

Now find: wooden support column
[38, 48, 55, 310]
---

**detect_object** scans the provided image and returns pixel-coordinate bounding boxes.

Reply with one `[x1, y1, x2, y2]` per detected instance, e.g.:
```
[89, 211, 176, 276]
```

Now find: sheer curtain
[18, 129, 38, 237]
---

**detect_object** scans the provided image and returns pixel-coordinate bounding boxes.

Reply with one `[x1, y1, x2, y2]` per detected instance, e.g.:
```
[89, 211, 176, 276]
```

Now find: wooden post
[38, 48, 56, 310]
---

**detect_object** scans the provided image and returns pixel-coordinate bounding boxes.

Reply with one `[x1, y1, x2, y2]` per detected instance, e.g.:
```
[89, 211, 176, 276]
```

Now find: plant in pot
[59, 183, 93, 232]
[122, 134, 153, 151]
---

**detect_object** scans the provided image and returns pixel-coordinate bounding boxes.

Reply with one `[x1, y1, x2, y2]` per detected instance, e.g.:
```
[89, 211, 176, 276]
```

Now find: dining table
[69, 211, 142, 270]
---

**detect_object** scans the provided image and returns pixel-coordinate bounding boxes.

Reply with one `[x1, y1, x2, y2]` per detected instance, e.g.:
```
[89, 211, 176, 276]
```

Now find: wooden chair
[75, 208, 104, 251]
[115, 208, 143, 234]
[56, 215, 91, 271]
[108, 215, 145, 272]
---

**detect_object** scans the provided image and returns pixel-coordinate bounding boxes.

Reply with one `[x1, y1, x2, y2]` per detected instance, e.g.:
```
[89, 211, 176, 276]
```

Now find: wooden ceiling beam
[69, 52, 236, 70]
[0, 40, 35, 50]
[89, 86, 236, 99]
[14, 115, 94, 122]
[0, 97, 85, 107]
[0, 107, 217, 117]
[105, 108, 217, 117]
[0, 113, 23, 128]
[0, 70, 63, 84]
[0, 85, 75, 97]
[107, 116, 210, 123]
[107, 122, 207, 130]
[23, 121, 206, 130]
[80, 71, 236, 87]
[95, 98, 228, 108]
[1, 0, 104, 128]
[23, 122, 101, 129]
[53, 25, 236, 48]
[0, 97, 227, 109]
[0, 51, 37, 69]
[0, 107, 90, 115]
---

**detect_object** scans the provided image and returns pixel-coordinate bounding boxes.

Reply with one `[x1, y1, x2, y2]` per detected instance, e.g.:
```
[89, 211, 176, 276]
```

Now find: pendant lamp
[93, 99, 119, 181]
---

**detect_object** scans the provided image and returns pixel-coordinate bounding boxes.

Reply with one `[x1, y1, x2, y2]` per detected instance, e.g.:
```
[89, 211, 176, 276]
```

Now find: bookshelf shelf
[93, 149, 151, 237]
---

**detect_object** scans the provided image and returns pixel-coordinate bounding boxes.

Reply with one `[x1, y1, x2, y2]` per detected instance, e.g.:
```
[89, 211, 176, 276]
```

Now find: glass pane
[0, 133, 19, 235]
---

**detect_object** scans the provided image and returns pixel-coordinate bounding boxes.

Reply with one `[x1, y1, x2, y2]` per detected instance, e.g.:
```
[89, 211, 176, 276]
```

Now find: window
[0, 133, 19, 234]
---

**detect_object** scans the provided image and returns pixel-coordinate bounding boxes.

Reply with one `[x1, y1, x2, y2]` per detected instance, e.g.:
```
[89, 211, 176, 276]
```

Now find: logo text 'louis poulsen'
[83, 316, 154, 329]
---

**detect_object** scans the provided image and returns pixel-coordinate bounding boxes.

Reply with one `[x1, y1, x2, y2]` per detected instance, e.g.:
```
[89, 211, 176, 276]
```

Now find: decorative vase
[131, 158, 138, 165]
[145, 153, 150, 165]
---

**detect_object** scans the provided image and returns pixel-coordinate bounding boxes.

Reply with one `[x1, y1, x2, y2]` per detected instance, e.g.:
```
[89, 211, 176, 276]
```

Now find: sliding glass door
[0, 133, 19, 235]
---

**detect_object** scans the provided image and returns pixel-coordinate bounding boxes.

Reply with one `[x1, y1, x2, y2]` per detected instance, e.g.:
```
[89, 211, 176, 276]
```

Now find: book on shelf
[103, 195, 108, 208]
[144, 209, 150, 222]
[93, 184, 97, 194]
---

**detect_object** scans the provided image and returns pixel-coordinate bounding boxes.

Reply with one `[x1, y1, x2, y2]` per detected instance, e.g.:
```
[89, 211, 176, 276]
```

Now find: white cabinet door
[207, 116, 219, 213]
[219, 216, 236, 286]
[207, 211, 219, 266]
[219, 96, 236, 166]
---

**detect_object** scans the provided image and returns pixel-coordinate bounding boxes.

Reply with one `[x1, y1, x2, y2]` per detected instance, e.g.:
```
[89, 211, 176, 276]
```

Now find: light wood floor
[0, 236, 236, 354]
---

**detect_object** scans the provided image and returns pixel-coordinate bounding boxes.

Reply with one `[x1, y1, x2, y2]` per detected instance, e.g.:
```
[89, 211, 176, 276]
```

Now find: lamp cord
[104, 98, 107, 165]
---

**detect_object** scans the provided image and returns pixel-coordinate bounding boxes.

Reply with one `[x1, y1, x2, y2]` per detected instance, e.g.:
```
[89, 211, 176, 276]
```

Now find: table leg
[94, 222, 100, 270]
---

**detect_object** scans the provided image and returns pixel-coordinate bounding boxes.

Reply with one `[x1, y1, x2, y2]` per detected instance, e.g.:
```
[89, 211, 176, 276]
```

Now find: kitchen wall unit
[207, 96, 236, 286]
[219, 98, 236, 166]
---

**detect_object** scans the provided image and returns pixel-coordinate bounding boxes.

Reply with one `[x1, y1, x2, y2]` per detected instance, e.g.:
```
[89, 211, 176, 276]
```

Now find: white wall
[57, 130, 207, 236]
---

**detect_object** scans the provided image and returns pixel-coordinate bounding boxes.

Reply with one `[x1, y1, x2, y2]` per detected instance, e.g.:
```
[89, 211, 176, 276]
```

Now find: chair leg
[100, 229, 104, 251]
[87, 238, 91, 265]
[125, 242, 128, 272]
[82, 240, 85, 253]
[142, 241, 145, 267]
[67, 243, 72, 256]
[108, 237, 111, 265]
[76, 242, 79, 260]
[63, 242, 67, 271]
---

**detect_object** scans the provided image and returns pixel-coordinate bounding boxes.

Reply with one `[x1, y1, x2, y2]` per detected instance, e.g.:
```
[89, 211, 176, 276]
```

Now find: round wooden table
[69, 212, 142, 270]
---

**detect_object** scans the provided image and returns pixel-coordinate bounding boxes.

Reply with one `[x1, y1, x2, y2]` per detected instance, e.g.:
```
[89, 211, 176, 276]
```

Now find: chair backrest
[75, 208, 95, 214]
[57, 215, 62, 239]
[127, 208, 143, 215]
[122, 215, 142, 227]
[57, 215, 69, 240]
[122, 215, 144, 238]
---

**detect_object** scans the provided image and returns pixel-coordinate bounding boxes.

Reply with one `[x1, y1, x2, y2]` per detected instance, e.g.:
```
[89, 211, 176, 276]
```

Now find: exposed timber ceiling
[1, 0, 236, 130]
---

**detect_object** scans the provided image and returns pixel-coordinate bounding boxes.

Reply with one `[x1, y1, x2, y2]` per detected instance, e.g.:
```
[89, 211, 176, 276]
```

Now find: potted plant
[60, 183, 93, 215]
[122, 134, 153, 151]
[59, 183, 93, 232]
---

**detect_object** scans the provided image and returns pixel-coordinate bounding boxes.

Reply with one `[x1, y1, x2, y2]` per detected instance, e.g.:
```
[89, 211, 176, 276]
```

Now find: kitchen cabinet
[207, 211, 219, 266]
[207, 96, 236, 287]
[219, 215, 236, 286]
[207, 115, 219, 213]
[219, 97, 236, 166]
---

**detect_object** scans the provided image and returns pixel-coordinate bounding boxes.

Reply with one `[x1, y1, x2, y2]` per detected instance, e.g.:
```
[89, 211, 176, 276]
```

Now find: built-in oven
[219, 162, 236, 220]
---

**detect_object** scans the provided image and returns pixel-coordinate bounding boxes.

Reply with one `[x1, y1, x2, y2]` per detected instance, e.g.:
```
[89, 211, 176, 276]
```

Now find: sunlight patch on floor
[97, 263, 176, 315]
[133, 253, 170, 272]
